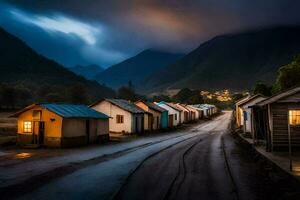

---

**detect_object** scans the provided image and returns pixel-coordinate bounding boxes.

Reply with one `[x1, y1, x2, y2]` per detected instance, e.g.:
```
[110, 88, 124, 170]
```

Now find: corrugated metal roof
[166, 102, 183, 112]
[106, 99, 145, 114]
[143, 101, 167, 113]
[11, 103, 110, 119]
[257, 86, 300, 106]
[41, 103, 109, 119]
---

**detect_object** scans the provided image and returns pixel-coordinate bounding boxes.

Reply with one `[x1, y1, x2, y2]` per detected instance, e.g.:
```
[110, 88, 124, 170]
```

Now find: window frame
[23, 121, 33, 133]
[288, 109, 300, 126]
[116, 115, 124, 124]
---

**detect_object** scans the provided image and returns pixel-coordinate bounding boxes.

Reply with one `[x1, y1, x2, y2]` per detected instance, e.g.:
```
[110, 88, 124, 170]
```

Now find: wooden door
[168, 115, 173, 128]
[86, 120, 90, 144]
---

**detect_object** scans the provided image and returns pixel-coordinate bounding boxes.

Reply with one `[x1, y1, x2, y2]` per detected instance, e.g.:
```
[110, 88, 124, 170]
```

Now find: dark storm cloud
[0, 0, 300, 67]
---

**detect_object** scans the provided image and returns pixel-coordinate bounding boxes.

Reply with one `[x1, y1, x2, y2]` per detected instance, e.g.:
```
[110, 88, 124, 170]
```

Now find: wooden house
[12, 103, 110, 148]
[155, 102, 180, 127]
[235, 96, 251, 128]
[169, 103, 189, 123]
[135, 100, 168, 130]
[188, 105, 204, 120]
[91, 99, 145, 134]
[239, 94, 266, 135]
[185, 105, 199, 121]
[191, 104, 212, 118]
[254, 87, 300, 151]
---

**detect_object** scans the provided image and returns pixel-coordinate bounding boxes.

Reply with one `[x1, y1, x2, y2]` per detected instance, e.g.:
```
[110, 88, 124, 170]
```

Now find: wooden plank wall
[271, 103, 300, 148]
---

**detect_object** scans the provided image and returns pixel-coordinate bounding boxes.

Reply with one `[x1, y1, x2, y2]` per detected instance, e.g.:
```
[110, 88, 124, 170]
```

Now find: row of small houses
[236, 86, 300, 152]
[12, 99, 217, 148]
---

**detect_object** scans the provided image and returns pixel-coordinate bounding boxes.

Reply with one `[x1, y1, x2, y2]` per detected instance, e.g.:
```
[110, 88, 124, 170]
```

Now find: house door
[141, 116, 144, 133]
[168, 115, 173, 128]
[32, 121, 39, 144]
[135, 117, 139, 133]
[38, 122, 45, 145]
[157, 116, 159, 129]
[86, 120, 90, 144]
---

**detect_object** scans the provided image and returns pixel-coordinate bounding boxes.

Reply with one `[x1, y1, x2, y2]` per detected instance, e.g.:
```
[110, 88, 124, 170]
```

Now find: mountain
[0, 27, 115, 106]
[95, 49, 184, 89]
[142, 26, 300, 92]
[69, 64, 104, 80]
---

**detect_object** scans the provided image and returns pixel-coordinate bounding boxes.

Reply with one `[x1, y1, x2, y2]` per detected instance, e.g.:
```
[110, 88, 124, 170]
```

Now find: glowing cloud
[10, 8, 100, 45]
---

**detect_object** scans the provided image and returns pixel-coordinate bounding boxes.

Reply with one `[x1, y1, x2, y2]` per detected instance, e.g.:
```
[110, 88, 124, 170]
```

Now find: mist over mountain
[142, 26, 300, 92]
[95, 49, 184, 89]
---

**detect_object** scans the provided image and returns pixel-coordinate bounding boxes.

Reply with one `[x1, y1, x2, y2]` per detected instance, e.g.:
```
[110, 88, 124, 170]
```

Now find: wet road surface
[15, 113, 229, 200]
[4, 111, 300, 200]
[115, 111, 300, 200]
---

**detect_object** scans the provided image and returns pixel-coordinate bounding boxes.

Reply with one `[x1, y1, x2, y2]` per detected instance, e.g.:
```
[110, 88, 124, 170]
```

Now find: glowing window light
[23, 121, 32, 133]
[289, 110, 300, 125]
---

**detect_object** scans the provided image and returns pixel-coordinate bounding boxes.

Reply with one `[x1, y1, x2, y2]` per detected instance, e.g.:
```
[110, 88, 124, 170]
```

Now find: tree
[173, 88, 194, 103]
[276, 54, 300, 91]
[68, 84, 87, 104]
[117, 86, 137, 101]
[253, 82, 272, 96]
[187, 94, 204, 104]
[173, 88, 203, 104]
[152, 94, 172, 102]
[231, 93, 245, 102]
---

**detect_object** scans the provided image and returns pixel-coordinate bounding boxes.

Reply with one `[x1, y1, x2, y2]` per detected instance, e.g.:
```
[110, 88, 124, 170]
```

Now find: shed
[155, 102, 180, 127]
[12, 103, 110, 148]
[239, 94, 266, 136]
[235, 96, 251, 128]
[91, 99, 145, 134]
[168, 103, 188, 124]
[255, 86, 300, 151]
[135, 100, 168, 130]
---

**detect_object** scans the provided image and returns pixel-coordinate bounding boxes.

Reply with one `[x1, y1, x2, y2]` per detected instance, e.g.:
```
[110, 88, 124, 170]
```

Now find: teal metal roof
[41, 103, 109, 119]
[106, 99, 145, 114]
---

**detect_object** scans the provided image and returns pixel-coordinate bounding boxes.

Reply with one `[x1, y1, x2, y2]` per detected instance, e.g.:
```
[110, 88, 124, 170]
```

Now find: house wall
[242, 97, 266, 134]
[135, 102, 162, 130]
[92, 101, 132, 134]
[143, 113, 150, 131]
[17, 105, 63, 147]
[161, 111, 169, 129]
[155, 103, 180, 126]
[131, 113, 144, 133]
[61, 118, 109, 147]
[271, 102, 300, 150]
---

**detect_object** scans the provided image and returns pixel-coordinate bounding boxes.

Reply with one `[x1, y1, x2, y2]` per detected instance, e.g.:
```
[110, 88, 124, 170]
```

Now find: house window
[23, 121, 32, 133]
[289, 110, 300, 125]
[32, 110, 41, 121]
[116, 115, 124, 124]
[175, 114, 177, 120]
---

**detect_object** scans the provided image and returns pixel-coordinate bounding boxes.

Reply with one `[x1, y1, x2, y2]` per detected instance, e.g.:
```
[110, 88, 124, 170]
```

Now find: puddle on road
[14, 152, 32, 159]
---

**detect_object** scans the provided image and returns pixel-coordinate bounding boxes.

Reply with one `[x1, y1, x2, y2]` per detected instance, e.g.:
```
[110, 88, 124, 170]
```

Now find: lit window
[23, 121, 32, 133]
[116, 115, 124, 124]
[289, 110, 300, 125]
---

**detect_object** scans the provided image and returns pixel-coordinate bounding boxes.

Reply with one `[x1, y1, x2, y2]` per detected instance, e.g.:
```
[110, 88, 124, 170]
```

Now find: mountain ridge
[95, 49, 184, 89]
[0, 27, 115, 105]
[142, 26, 300, 92]
[69, 64, 104, 80]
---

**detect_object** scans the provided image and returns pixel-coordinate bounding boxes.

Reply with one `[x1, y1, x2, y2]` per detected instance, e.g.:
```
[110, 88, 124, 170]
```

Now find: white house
[91, 99, 145, 134]
[240, 94, 266, 135]
[155, 102, 180, 127]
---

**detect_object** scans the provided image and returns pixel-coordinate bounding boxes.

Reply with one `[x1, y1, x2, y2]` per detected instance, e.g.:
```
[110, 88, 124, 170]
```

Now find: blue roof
[41, 103, 109, 119]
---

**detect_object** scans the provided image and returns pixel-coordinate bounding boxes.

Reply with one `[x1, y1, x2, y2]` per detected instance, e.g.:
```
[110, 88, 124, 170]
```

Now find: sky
[0, 0, 300, 68]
